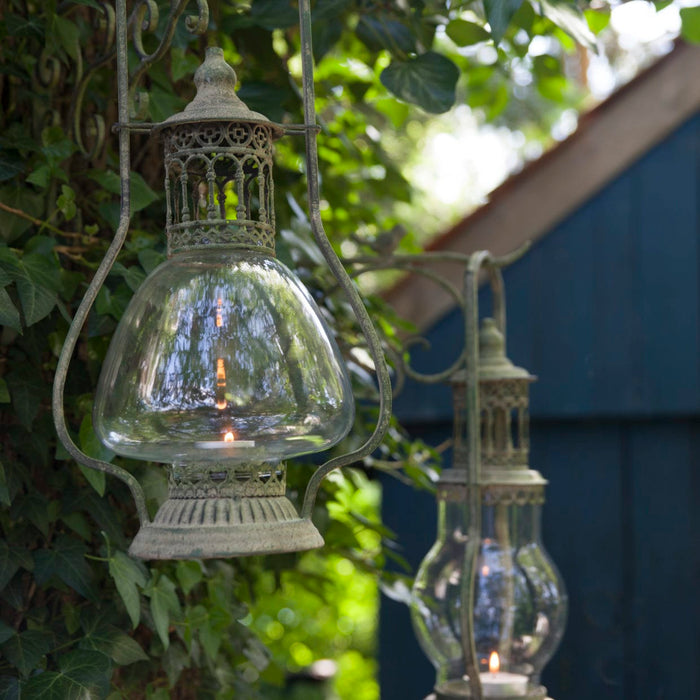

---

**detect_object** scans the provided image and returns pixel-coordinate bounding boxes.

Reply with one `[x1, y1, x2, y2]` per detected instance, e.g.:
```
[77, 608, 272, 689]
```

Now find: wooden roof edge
[383, 41, 700, 329]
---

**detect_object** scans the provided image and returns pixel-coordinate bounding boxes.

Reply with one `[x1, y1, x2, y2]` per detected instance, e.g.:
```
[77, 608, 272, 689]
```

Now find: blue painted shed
[379, 43, 700, 700]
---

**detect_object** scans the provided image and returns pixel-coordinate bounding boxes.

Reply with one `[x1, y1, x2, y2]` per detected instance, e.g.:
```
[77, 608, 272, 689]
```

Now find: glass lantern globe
[411, 482, 567, 698]
[93, 247, 353, 464]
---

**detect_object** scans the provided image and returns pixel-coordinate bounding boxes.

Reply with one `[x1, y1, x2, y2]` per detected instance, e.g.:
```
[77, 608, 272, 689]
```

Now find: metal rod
[51, 0, 149, 526]
[460, 251, 492, 700]
[297, 0, 393, 519]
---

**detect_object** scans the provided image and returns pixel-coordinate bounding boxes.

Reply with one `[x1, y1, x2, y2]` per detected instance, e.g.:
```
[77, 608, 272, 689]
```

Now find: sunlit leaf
[446, 19, 491, 46]
[380, 52, 459, 114]
[584, 9, 611, 35]
[484, 0, 525, 44]
[680, 6, 700, 43]
[539, 0, 597, 50]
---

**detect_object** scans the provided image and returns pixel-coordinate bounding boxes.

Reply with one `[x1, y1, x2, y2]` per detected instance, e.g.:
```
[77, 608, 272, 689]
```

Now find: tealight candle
[195, 431, 255, 450]
[474, 652, 528, 698]
[478, 671, 528, 697]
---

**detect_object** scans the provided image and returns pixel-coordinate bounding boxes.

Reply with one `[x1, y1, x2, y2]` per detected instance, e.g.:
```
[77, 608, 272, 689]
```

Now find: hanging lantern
[53, 0, 391, 562]
[410, 313, 567, 699]
[90, 48, 356, 558]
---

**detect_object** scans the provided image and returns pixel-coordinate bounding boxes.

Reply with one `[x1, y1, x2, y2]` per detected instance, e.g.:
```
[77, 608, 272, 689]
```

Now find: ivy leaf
[0, 289, 21, 333]
[0, 541, 20, 592]
[484, 0, 524, 45]
[446, 19, 491, 46]
[0, 151, 24, 181]
[539, 0, 596, 50]
[0, 630, 53, 677]
[0, 622, 13, 646]
[111, 262, 146, 293]
[250, 0, 298, 30]
[78, 414, 113, 495]
[584, 9, 610, 35]
[88, 170, 158, 214]
[137, 249, 166, 275]
[108, 550, 148, 628]
[21, 650, 111, 699]
[6, 366, 43, 430]
[175, 560, 204, 595]
[0, 460, 11, 506]
[380, 52, 459, 114]
[33, 535, 98, 602]
[680, 6, 700, 43]
[356, 15, 416, 53]
[0, 186, 45, 243]
[130, 173, 159, 213]
[147, 574, 181, 649]
[170, 47, 201, 82]
[79, 620, 149, 665]
[312, 0, 351, 22]
[0, 676, 21, 700]
[162, 642, 189, 687]
[15, 252, 61, 327]
[313, 20, 343, 62]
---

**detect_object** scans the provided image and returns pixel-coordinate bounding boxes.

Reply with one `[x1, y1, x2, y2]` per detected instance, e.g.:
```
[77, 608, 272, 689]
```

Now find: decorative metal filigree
[437, 481, 545, 506]
[34, 0, 210, 161]
[168, 462, 286, 498]
[163, 122, 277, 254]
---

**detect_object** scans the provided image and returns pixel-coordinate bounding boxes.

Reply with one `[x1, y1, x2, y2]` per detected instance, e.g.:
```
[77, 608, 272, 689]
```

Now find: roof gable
[385, 42, 700, 331]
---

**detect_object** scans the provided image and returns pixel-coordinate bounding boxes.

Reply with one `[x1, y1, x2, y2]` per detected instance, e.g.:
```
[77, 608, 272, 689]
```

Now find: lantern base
[425, 697, 553, 700]
[128, 494, 324, 559]
[429, 684, 550, 700]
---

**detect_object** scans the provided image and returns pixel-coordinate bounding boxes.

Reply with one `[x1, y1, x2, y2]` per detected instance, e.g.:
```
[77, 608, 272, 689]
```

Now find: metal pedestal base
[128, 494, 324, 559]
[425, 697, 554, 700]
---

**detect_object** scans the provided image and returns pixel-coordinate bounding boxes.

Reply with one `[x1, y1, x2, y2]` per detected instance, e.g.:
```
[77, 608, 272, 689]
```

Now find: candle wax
[477, 671, 528, 698]
[195, 440, 256, 449]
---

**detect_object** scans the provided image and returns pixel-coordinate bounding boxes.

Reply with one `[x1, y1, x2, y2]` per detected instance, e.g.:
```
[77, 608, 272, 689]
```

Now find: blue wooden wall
[380, 112, 700, 699]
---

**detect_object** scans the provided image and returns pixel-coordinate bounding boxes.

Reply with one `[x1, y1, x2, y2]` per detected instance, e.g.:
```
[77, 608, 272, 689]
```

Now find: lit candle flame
[489, 651, 500, 674]
[216, 358, 226, 386]
[224, 431, 235, 443]
[215, 357, 227, 409]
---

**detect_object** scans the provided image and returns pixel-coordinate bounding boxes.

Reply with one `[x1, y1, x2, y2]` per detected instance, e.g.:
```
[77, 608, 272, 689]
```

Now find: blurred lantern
[408, 257, 567, 700]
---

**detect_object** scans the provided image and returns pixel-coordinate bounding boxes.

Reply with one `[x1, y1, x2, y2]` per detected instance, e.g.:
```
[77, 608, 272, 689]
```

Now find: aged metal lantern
[52, 1, 391, 560]
[92, 48, 356, 558]
[373, 251, 565, 700]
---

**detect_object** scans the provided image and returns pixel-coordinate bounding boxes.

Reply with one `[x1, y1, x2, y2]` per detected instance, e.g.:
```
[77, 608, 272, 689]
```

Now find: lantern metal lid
[446, 317, 546, 493]
[157, 47, 283, 133]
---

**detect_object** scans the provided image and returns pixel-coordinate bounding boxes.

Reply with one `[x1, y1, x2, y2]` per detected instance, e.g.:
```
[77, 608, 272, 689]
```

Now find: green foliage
[680, 6, 700, 43]
[0, 0, 634, 697]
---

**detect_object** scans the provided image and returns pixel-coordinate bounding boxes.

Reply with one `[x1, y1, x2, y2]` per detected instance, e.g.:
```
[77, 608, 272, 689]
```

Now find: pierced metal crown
[157, 47, 284, 255]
